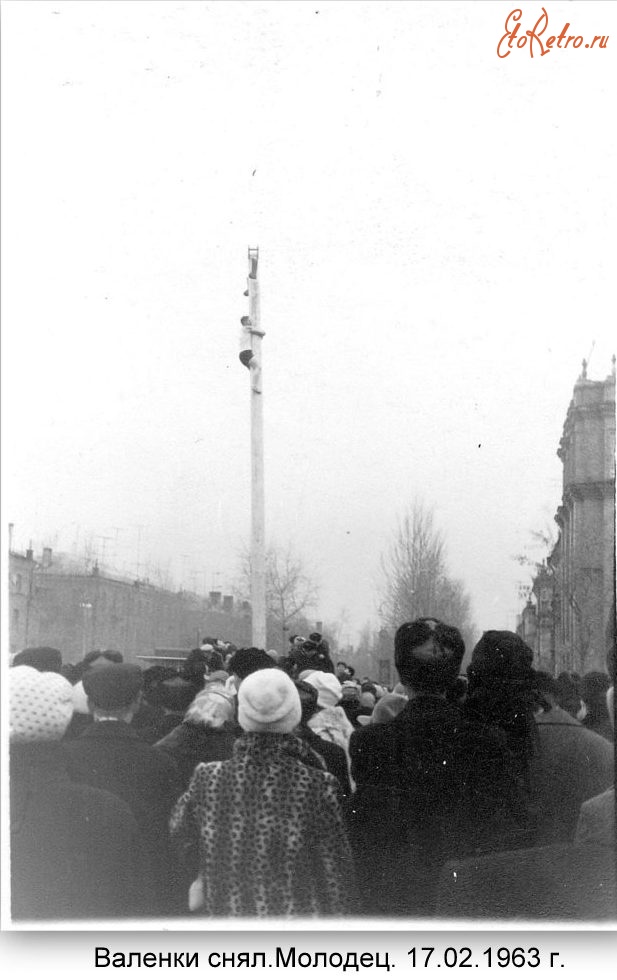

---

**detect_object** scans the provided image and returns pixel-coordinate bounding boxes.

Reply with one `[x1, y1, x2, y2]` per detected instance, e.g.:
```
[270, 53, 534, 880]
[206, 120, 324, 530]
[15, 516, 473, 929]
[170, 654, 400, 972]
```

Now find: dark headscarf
[466, 630, 539, 778]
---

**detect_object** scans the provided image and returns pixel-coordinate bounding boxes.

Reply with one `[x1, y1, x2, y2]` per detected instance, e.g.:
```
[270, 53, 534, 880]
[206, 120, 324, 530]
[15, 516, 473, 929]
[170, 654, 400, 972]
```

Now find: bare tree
[379, 501, 475, 647]
[238, 542, 320, 652]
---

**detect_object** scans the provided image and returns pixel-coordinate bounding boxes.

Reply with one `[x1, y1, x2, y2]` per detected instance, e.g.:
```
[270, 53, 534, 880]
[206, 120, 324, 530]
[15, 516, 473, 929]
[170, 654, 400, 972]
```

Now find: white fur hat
[10, 665, 74, 742]
[304, 671, 342, 708]
[238, 668, 301, 734]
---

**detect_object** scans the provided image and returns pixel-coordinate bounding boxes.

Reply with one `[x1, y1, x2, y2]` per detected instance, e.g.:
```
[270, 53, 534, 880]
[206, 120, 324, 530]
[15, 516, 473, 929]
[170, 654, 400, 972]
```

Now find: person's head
[467, 631, 534, 690]
[152, 675, 199, 714]
[304, 671, 342, 709]
[12, 646, 63, 674]
[341, 680, 360, 703]
[533, 670, 558, 711]
[358, 692, 407, 727]
[82, 663, 143, 722]
[555, 671, 582, 716]
[237, 668, 301, 734]
[10, 665, 74, 742]
[142, 664, 178, 697]
[581, 671, 611, 718]
[181, 648, 209, 686]
[395, 618, 465, 695]
[185, 689, 235, 729]
[83, 649, 123, 669]
[467, 630, 539, 772]
[295, 680, 320, 725]
[358, 690, 376, 711]
[228, 648, 275, 688]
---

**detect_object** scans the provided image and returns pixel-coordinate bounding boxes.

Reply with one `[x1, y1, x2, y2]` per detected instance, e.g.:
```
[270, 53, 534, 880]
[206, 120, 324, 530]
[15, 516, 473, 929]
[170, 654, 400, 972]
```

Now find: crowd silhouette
[8, 621, 616, 920]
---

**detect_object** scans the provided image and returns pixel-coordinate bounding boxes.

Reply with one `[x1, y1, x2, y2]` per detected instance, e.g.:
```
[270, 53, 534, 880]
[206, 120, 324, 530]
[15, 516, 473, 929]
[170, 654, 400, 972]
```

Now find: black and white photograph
[1, 0, 616, 964]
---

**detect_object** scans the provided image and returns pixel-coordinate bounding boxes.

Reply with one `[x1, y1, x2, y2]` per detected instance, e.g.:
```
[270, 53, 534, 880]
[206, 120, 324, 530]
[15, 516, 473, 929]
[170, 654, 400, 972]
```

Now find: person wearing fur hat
[63, 663, 184, 915]
[228, 647, 275, 686]
[9, 666, 147, 919]
[347, 618, 528, 917]
[170, 668, 356, 917]
[12, 646, 63, 674]
[466, 631, 614, 845]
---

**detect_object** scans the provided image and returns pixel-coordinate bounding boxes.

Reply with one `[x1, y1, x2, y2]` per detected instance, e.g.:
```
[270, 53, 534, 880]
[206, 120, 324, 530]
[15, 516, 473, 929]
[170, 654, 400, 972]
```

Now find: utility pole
[239, 247, 266, 647]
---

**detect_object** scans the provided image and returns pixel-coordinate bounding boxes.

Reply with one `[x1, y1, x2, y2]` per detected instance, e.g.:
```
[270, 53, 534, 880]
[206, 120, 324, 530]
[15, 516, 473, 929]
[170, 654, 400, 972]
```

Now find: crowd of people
[8, 621, 616, 920]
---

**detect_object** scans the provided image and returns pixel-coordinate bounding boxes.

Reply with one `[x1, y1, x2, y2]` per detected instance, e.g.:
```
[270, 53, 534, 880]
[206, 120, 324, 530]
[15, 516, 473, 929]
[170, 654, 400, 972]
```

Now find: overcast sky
[3, 0, 615, 644]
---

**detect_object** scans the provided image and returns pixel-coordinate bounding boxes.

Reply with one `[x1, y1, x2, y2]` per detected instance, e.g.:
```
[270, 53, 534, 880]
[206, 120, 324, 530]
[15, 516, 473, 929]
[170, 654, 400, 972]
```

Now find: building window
[15, 574, 23, 593]
[12, 608, 20, 628]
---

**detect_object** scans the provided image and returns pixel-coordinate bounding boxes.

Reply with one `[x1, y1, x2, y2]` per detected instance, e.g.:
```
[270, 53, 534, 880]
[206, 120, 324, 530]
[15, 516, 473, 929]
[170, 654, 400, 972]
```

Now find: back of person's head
[360, 682, 377, 697]
[530, 670, 557, 713]
[341, 680, 360, 702]
[10, 665, 74, 742]
[204, 651, 225, 673]
[395, 618, 465, 694]
[82, 663, 143, 715]
[295, 680, 320, 724]
[534, 670, 558, 696]
[467, 630, 538, 772]
[581, 670, 611, 706]
[181, 648, 209, 685]
[142, 664, 178, 694]
[153, 675, 199, 713]
[467, 631, 534, 688]
[237, 668, 301, 734]
[581, 670, 612, 726]
[185, 689, 235, 729]
[357, 691, 407, 727]
[304, 670, 342, 708]
[12, 646, 63, 674]
[83, 649, 124, 668]
[228, 647, 275, 682]
[555, 671, 582, 716]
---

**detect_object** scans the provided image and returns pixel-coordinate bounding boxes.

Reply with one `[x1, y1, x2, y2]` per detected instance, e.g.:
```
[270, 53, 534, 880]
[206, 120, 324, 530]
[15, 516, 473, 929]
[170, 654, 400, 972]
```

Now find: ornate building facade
[518, 360, 616, 674]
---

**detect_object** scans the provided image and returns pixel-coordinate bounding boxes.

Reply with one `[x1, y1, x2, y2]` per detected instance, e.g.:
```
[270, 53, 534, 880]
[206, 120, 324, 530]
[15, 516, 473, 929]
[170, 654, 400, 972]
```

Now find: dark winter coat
[170, 732, 357, 918]
[10, 743, 147, 920]
[64, 720, 184, 915]
[529, 705, 614, 844]
[347, 695, 529, 916]
[155, 721, 239, 791]
[298, 725, 352, 798]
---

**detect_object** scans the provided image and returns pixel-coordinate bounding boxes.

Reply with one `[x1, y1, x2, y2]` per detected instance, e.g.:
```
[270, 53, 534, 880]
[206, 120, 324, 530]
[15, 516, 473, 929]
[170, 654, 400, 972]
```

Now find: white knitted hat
[304, 670, 342, 708]
[10, 665, 74, 742]
[238, 668, 301, 734]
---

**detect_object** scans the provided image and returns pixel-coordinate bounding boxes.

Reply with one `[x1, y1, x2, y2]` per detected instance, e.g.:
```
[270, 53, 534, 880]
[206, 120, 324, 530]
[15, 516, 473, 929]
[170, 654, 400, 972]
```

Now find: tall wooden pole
[240, 248, 266, 647]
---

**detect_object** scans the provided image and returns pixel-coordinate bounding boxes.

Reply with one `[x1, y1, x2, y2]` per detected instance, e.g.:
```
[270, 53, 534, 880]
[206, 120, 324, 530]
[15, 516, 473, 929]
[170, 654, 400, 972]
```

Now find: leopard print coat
[170, 731, 356, 918]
